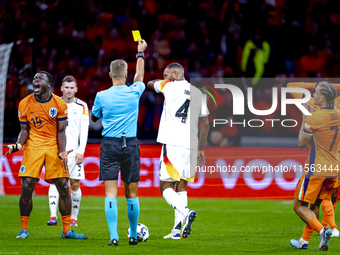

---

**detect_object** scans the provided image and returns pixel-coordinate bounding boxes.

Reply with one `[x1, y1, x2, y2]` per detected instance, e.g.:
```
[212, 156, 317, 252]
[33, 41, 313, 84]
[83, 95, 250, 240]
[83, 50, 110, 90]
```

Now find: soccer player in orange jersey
[288, 79, 340, 239]
[4, 72, 87, 239]
[290, 81, 340, 251]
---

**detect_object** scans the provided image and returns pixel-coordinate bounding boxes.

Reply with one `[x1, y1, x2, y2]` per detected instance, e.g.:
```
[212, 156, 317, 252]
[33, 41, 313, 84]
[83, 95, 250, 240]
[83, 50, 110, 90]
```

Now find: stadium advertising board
[2, 144, 314, 199]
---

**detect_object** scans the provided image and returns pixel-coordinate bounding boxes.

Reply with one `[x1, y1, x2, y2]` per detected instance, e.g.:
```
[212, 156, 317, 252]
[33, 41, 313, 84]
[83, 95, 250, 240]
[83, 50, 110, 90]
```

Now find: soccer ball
[127, 223, 149, 242]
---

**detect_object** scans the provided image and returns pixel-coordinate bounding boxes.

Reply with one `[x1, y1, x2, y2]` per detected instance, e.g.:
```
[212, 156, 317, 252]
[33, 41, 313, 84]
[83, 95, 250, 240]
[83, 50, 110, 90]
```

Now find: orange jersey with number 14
[304, 107, 340, 176]
[18, 93, 68, 150]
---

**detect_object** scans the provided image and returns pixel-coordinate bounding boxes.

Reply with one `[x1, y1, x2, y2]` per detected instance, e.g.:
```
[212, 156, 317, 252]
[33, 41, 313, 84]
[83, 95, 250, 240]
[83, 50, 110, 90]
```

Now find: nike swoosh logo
[30, 111, 36, 114]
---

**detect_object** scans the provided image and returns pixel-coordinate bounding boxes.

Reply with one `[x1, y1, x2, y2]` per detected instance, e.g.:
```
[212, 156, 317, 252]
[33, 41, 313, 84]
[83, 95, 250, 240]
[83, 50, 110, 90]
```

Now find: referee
[91, 39, 147, 246]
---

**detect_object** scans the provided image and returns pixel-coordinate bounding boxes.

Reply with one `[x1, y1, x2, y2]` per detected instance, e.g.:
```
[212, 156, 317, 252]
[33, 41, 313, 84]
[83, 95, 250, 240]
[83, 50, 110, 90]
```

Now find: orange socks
[302, 225, 314, 241]
[20, 216, 29, 230]
[61, 215, 71, 234]
[308, 217, 324, 233]
[21, 215, 72, 234]
[322, 199, 337, 230]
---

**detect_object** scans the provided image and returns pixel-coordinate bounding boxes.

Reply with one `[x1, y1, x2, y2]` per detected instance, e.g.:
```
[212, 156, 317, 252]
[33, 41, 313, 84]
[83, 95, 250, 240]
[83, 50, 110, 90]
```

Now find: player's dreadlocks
[319, 81, 337, 109]
[315, 78, 331, 87]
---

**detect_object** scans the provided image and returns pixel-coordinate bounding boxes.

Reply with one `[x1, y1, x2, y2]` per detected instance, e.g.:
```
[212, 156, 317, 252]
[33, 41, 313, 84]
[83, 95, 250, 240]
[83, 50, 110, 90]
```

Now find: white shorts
[159, 144, 197, 182]
[68, 156, 85, 180]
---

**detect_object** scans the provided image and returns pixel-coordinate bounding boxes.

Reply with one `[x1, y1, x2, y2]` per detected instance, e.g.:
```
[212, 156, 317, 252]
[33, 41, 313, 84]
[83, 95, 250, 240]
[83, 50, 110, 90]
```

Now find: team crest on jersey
[49, 108, 58, 118]
[20, 166, 25, 173]
[18, 110, 21, 117]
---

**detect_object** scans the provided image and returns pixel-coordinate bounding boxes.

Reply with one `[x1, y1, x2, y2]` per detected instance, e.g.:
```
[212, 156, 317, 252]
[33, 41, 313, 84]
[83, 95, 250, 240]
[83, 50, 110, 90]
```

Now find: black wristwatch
[136, 52, 144, 59]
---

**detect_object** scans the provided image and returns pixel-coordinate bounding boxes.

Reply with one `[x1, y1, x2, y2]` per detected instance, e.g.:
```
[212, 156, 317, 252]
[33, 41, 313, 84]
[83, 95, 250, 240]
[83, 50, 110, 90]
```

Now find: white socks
[163, 188, 189, 218]
[319, 228, 324, 235]
[71, 187, 82, 220]
[173, 191, 187, 232]
[299, 238, 308, 245]
[49, 184, 82, 221]
[48, 184, 59, 218]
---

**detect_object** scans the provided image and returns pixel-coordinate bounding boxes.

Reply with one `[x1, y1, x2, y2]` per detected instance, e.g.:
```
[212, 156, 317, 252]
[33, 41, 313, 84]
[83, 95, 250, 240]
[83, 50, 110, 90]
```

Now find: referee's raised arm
[91, 37, 148, 246]
[134, 39, 147, 83]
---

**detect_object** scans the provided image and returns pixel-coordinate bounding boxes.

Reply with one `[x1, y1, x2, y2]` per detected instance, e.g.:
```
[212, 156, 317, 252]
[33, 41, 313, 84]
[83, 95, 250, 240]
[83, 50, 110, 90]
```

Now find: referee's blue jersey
[92, 81, 145, 138]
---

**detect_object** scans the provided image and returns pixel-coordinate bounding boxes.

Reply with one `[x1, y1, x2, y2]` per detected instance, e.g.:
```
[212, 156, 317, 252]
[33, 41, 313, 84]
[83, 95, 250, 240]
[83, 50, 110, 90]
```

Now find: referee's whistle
[122, 133, 127, 148]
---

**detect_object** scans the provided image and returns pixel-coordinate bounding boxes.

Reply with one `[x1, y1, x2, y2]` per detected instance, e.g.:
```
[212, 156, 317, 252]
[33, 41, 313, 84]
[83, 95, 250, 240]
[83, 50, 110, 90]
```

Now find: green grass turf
[0, 196, 339, 254]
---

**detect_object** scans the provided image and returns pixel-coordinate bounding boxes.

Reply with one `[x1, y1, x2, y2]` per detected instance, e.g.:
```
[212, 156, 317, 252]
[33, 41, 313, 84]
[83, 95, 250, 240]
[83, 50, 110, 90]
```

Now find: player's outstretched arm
[4, 123, 29, 155]
[133, 39, 147, 83]
[147, 79, 161, 90]
[197, 116, 209, 167]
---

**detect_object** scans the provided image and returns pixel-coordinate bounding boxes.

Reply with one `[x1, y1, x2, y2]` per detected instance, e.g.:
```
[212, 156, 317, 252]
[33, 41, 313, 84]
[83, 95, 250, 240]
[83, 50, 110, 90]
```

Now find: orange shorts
[294, 174, 336, 203]
[19, 146, 69, 183]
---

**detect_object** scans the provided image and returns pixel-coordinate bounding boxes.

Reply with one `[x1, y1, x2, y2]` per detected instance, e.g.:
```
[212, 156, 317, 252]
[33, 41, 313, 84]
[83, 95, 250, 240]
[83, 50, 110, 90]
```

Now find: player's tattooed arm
[197, 116, 209, 167]
[147, 79, 161, 90]
[57, 119, 73, 162]
[17, 123, 29, 146]
[4, 123, 29, 155]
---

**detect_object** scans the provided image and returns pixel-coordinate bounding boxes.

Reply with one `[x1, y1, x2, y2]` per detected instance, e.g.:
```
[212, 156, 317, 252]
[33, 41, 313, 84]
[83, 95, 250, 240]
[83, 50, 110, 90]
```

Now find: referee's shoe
[129, 233, 143, 245]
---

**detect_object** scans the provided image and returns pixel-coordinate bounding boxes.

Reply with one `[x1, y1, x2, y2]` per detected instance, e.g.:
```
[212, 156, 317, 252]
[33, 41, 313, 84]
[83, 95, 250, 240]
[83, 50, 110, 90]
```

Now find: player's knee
[126, 191, 137, 198]
[160, 185, 169, 195]
[125, 184, 138, 198]
[54, 179, 69, 196]
[21, 179, 36, 196]
[70, 180, 80, 191]
[22, 184, 34, 197]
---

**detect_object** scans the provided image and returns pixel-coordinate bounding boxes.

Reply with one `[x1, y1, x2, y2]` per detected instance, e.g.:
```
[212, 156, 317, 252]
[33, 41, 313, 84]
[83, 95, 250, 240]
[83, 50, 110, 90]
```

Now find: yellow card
[132, 30, 142, 42]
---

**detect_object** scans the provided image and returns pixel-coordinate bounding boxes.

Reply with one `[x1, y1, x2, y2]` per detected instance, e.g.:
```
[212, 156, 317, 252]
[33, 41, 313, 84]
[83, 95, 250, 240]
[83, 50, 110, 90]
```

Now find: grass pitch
[0, 196, 339, 254]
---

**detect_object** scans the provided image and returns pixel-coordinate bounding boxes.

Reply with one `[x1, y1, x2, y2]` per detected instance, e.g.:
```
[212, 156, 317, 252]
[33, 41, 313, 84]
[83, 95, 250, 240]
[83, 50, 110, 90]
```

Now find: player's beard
[64, 93, 75, 102]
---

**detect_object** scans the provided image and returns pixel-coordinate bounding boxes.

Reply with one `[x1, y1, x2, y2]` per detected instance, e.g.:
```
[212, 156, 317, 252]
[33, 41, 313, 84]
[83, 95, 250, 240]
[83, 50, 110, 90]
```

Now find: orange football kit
[18, 93, 69, 182]
[294, 108, 340, 203]
[288, 82, 340, 190]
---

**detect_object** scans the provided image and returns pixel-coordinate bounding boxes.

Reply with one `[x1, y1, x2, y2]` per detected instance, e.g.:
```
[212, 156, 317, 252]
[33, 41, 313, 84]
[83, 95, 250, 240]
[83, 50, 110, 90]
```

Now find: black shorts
[99, 137, 140, 183]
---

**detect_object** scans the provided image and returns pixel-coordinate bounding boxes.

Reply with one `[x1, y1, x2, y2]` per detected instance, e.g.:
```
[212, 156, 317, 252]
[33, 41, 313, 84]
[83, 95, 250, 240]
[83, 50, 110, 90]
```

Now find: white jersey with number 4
[154, 80, 209, 150]
[65, 97, 89, 158]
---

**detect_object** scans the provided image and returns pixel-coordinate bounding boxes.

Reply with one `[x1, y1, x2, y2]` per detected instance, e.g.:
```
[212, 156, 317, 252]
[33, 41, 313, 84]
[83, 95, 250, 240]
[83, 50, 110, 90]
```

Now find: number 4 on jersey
[175, 99, 190, 124]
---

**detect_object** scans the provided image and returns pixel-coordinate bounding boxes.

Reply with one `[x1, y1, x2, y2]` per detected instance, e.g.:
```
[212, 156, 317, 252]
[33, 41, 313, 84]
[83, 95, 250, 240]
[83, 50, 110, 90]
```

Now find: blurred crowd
[3, 0, 340, 145]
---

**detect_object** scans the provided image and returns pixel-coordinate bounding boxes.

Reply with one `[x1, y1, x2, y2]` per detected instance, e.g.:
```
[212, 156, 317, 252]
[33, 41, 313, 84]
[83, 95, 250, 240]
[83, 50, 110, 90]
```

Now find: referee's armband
[136, 52, 144, 59]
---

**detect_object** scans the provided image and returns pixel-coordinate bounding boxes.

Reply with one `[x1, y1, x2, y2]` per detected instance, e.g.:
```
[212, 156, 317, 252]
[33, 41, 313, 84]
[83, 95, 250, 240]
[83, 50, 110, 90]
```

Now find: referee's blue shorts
[99, 137, 140, 183]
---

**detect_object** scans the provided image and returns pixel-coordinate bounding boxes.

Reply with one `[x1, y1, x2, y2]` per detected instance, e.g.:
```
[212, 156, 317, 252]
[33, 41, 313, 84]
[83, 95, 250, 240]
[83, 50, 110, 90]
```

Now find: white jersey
[65, 97, 89, 157]
[154, 80, 209, 150]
